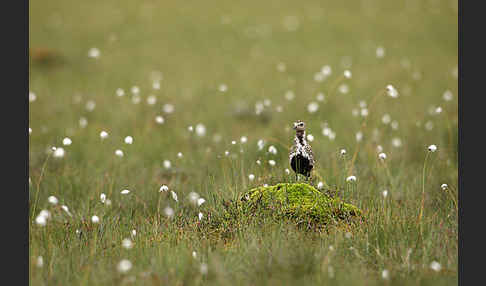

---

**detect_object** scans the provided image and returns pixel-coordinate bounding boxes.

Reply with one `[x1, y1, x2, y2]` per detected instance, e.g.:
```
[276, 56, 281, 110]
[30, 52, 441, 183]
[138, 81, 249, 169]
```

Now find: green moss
[241, 183, 362, 227]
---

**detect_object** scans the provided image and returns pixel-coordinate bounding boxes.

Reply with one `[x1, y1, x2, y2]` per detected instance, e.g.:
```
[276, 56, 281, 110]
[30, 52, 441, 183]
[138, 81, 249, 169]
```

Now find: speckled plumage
[289, 121, 314, 179]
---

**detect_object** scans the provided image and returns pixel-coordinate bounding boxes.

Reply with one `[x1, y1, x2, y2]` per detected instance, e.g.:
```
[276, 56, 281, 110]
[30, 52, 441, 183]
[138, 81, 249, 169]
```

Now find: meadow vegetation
[29, 0, 458, 285]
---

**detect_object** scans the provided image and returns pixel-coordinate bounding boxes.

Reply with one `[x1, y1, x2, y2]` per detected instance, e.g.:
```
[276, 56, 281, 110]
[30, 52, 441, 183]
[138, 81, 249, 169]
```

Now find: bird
[289, 120, 314, 181]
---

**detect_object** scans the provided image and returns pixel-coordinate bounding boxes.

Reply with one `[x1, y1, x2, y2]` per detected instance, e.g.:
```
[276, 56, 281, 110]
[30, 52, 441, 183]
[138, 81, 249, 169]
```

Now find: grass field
[29, 0, 458, 285]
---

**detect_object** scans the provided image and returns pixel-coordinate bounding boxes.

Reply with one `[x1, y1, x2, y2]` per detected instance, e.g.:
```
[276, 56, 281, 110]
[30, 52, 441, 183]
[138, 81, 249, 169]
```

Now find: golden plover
[289, 120, 314, 181]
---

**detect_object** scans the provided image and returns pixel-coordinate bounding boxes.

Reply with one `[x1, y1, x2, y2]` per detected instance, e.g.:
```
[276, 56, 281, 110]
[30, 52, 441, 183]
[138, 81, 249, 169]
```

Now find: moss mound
[240, 183, 362, 227]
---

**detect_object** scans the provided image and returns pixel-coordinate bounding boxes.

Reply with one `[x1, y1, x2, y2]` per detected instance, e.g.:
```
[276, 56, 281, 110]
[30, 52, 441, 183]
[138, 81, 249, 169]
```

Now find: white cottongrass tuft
[122, 238, 134, 250]
[29, 91, 37, 102]
[314, 72, 325, 82]
[163, 104, 174, 114]
[307, 102, 319, 113]
[441, 184, 448, 190]
[117, 259, 132, 273]
[198, 212, 203, 221]
[159, 185, 169, 192]
[443, 90, 453, 101]
[85, 100, 96, 111]
[306, 134, 314, 142]
[381, 269, 389, 280]
[338, 84, 349, 94]
[425, 121, 434, 131]
[170, 190, 178, 202]
[321, 65, 332, 76]
[428, 145, 437, 152]
[79, 117, 88, 128]
[192, 251, 197, 258]
[317, 182, 324, 189]
[53, 147, 65, 158]
[130, 86, 140, 95]
[35, 214, 47, 226]
[376, 145, 384, 153]
[255, 101, 264, 115]
[197, 198, 206, 207]
[115, 150, 124, 157]
[36, 256, 44, 268]
[256, 160, 261, 165]
[268, 160, 276, 166]
[218, 84, 228, 92]
[177, 152, 183, 158]
[100, 193, 106, 203]
[322, 127, 336, 141]
[147, 95, 157, 105]
[62, 137, 72, 146]
[188, 192, 200, 205]
[131, 229, 137, 237]
[240, 136, 248, 143]
[344, 70, 352, 79]
[360, 108, 368, 117]
[39, 210, 51, 220]
[382, 114, 391, 124]
[124, 136, 133, 144]
[285, 90, 295, 101]
[382, 190, 388, 198]
[116, 88, 125, 97]
[376, 46, 385, 58]
[200, 263, 209, 275]
[378, 153, 387, 161]
[430, 261, 442, 272]
[285, 168, 290, 175]
[48, 196, 58, 205]
[268, 145, 277, 155]
[195, 123, 206, 137]
[346, 176, 356, 182]
[163, 160, 171, 169]
[91, 215, 100, 224]
[386, 84, 399, 98]
[88, 47, 100, 59]
[277, 62, 286, 72]
[355, 131, 363, 142]
[340, 149, 347, 156]
[61, 205, 72, 217]
[257, 139, 266, 150]
[392, 138, 402, 148]
[155, 115, 165, 124]
[248, 174, 255, 181]
[100, 131, 109, 139]
[164, 206, 174, 218]
[121, 189, 130, 195]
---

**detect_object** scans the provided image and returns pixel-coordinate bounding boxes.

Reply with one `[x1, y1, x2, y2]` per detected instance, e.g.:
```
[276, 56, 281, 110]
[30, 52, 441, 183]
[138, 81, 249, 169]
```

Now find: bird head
[293, 120, 306, 137]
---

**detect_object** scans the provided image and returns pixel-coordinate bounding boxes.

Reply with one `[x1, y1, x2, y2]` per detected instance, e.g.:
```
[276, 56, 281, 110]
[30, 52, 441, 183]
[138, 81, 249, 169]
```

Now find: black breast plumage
[289, 135, 314, 178]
